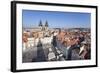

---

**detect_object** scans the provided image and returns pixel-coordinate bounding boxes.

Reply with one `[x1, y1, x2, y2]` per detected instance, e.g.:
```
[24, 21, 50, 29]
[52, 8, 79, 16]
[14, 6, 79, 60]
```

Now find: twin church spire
[38, 20, 49, 27]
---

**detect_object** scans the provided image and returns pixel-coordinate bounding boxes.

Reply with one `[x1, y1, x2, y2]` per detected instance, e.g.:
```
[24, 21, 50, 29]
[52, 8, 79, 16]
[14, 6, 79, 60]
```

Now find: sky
[22, 10, 91, 28]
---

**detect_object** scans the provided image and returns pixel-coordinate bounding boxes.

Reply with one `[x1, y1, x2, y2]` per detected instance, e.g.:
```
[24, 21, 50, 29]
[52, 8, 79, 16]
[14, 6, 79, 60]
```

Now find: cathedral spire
[38, 20, 42, 27]
[45, 20, 48, 27]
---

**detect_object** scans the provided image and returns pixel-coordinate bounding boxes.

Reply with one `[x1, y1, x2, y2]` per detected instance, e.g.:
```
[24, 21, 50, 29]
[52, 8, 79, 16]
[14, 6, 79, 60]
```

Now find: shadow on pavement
[32, 40, 46, 62]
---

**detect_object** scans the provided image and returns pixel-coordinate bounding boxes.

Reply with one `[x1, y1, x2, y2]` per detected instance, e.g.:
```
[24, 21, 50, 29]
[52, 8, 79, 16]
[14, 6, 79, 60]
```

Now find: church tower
[38, 20, 43, 30]
[45, 20, 49, 31]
